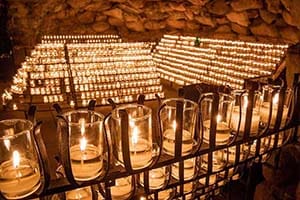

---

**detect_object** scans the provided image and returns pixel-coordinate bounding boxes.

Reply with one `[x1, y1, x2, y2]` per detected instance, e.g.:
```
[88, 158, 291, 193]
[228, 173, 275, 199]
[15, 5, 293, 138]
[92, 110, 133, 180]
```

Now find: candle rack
[0, 73, 299, 200]
[153, 35, 288, 89]
[2, 35, 164, 111]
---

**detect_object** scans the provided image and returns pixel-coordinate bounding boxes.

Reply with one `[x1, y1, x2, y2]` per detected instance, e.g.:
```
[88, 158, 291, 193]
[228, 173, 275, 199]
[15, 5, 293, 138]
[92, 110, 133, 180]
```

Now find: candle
[172, 158, 196, 181]
[163, 121, 194, 156]
[230, 106, 260, 136]
[110, 177, 132, 200]
[66, 186, 92, 200]
[0, 150, 41, 199]
[125, 127, 152, 169]
[70, 142, 103, 181]
[201, 151, 225, 172]
[151, 188, 173, 200]
[260, 93, 288, 128]
[140, 167, 166, 190]
[203, 118, 231, 145]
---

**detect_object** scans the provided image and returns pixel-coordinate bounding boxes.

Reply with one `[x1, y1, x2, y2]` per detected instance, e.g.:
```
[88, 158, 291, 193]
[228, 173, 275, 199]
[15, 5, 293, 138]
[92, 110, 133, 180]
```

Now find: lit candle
[140, 167, 166, 190]
[171, 158, 196, 181]
[260, 93, 288, 128]
[163, 121, 193, 156]
[203, 115, 231, 145]
[0, 150, 41, 199]
[110, 177, 132, 200]
[69, 118, 103, 181]
[65, 186, 92, 200]
[230, 96, 260, 136]
[127, 126, 152, 169]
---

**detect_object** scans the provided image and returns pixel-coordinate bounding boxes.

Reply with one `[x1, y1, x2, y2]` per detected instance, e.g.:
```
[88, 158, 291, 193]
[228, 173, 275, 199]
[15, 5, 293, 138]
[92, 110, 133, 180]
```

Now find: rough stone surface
[226, 11, 250, 27]
[231, 23, 249, 34]
[259, 9, 276, 24]
[6, 0, 300, 48]
[195, 15, 216, 27]
[77, 12, 95, 24]
[231, 0, 263, 12]
[250, 22, 279, 37]
[266, 0, 282, 14]
[279, 26, 300, 43]
[206, 0, 230, 15]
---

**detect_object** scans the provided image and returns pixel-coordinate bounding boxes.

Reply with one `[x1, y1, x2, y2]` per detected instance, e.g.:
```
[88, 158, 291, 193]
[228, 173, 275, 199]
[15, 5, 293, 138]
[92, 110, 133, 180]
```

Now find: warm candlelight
[230, 97, 260, 136]
[260, 93, 288, 128]
[110, 176, 132, 200]
[70, 142, 103, 181]
[163, 120, 194, 156]
[127, 126, 152, 169]
[66, 186, 92, 200]
[140, 167, 167, 190]
[0, 151, 41, 199]
[172, 158, 196, 181]
[203, 118, 231, 145]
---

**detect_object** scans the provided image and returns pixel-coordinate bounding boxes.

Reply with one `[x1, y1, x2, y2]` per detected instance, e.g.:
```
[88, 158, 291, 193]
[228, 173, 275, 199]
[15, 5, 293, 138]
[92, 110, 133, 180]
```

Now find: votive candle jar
[111, 104, 154, 170]
[201, 93, 233, 145]
[160, 98, 198, 156]
[0, 119, 41, 199]
[60, 110, 105, 181]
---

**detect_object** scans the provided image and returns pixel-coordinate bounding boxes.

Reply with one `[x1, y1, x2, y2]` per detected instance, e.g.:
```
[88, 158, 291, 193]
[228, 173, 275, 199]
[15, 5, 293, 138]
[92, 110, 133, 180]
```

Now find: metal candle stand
[0, 74, 299, 200]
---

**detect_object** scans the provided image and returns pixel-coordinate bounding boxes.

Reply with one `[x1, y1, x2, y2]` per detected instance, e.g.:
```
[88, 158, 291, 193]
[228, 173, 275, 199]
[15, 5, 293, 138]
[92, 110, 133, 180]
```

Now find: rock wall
[7, 0, 300, 57]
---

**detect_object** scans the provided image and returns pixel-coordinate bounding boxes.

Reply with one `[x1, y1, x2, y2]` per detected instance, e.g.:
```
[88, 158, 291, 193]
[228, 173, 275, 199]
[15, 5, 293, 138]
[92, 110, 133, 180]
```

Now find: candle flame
[13, 150, 20, 169]
[243, 96, 248, 110]
[273, 93, 279, 105]
[132, 127, 139, 145]
[4, 139, 10, 150]
[79, 118, 85, 136]
[216, 114, 222, 123]
[172, 120, 177, 132]
[80, 137, 87, 152]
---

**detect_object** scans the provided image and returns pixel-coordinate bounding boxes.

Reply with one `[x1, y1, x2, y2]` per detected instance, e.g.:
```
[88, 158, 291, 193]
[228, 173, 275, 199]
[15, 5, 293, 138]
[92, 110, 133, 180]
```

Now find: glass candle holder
[201, 150, 226, 172]
[260, 85, 292, 129]
[139, 167, 169, 190]
[171, 158, 198, 181]
[111, 104, 154, 170]
[58, 110, 106, 181]
[65, 186, 92, 200]
[201, 93, 234, 145]
[0, 119, 41, 199]
[230, 90, 261, 137]
[110, 176, 134, 200]
[159, 98, 198, 156]
[150, 188, 175, 200]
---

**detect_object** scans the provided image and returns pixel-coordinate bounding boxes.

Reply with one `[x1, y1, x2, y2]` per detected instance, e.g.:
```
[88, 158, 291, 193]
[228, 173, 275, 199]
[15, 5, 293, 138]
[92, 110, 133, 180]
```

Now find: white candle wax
[163, 129, 193, 156]
[171, 158, 195, 181]
[70, 144, 103, 181]
[203, 120, 231, 145]
[0, 158, 41, 199]
[66, 186, 92, 200]
[230, 106, 260, 136]
[128, 138, 152, 169]
[202, 152, 225, 172]
[111, 177, 132, 200]
[140, 167, 166, 189]
[260, 102, 288, 128]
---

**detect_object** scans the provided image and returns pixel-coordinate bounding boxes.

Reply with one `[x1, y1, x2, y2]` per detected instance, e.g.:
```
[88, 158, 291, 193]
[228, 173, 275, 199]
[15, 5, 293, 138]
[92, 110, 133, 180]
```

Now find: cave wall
[7, 0, 300, 63]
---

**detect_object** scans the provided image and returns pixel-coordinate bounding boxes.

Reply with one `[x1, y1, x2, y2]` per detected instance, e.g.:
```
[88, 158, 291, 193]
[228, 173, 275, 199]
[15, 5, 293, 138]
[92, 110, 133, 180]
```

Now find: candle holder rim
[61, 109, 105, 125]
[111, 103, 152, 120]
[232, 89, 262, 95]
[0, 119, 33, 139]
[161, 97, 198, 107]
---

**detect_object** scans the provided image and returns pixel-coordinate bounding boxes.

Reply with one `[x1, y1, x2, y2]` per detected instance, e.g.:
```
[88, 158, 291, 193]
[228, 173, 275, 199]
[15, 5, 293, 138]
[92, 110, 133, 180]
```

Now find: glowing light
[13, 150, 20, 169]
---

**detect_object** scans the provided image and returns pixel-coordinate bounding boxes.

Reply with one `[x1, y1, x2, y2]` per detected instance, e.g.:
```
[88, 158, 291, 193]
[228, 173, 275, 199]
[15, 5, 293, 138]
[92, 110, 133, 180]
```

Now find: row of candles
[154, 35, 287, 89]
[0, 84, 291, 199]
[41, 35, 122, 44]
[163, 35, 288, 55]
[3, 39, 164, 108]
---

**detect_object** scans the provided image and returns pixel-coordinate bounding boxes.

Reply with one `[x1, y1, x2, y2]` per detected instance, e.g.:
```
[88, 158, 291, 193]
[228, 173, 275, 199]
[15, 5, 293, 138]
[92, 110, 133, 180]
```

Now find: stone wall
[7, 0, 300, 58]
